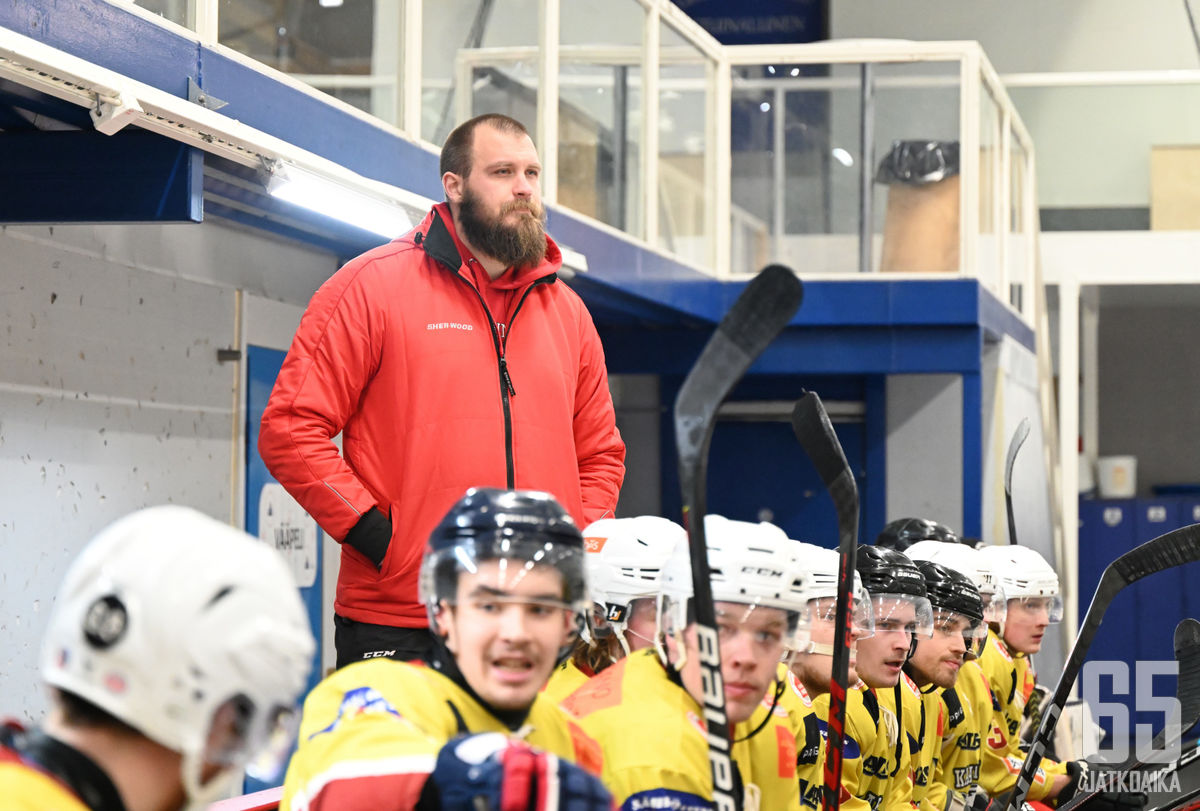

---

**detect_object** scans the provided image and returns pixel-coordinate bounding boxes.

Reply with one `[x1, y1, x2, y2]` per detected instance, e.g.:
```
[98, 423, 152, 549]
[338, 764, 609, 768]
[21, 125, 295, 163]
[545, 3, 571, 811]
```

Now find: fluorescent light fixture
[268, 162, 415, 238]
[319, 0, 344, 6]
[558, 245, 589, 279]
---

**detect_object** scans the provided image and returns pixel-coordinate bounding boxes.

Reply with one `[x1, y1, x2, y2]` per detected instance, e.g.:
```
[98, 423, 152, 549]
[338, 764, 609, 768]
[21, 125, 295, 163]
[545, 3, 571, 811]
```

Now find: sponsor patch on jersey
[954, 763, 980, 790]
[625, 787, 712, 811]
[815, 718, 862, 760]
[310, 686, 400, 739]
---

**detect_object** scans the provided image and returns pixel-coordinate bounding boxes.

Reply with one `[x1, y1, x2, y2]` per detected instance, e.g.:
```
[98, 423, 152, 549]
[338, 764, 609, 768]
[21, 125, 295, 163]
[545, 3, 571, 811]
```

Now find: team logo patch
[83, 594, 128, 649]
[815, 719, 861, 759]
[310, 686, 401, 739]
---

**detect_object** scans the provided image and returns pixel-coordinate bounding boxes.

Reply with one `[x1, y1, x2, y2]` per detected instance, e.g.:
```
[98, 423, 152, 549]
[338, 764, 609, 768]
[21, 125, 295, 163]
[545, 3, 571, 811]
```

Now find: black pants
[333, 615, 435, 669]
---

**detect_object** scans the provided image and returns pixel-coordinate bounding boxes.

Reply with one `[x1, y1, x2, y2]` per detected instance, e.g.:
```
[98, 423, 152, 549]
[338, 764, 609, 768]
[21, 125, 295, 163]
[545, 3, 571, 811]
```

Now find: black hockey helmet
[419, 488, 587, 617]
[915, 560, 984, 622]
[914, 560, 987, 657]
[875, 517, 961, 551]
[856, 544, 928, 598]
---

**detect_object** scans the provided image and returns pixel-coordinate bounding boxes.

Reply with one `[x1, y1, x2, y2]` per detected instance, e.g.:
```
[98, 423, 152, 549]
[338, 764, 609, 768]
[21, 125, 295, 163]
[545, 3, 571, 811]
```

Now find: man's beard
[458, 186, 547, 270]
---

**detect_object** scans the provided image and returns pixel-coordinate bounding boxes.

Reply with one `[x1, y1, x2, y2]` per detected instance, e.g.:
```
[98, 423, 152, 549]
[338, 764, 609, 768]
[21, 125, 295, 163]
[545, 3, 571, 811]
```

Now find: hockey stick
[674, 264, 803, 811]
[1006, 524, 1200, 811]
[1004, 417, 1031, 546]
[1059, 618, 1200, 811]
[791, 391, 859, 811]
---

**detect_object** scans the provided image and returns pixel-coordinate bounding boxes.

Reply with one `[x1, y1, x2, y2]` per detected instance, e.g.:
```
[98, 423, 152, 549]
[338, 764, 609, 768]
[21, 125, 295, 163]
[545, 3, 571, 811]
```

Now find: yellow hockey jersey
[927, 659, 993, 810]
[0, 721, 118, 811]
[880, 674, 942, 811]
[977, 629, 1065, 800]
[0, 761, 90, 811]
[543, 657, 596, 705]
[563, 648, 799, 811]
[280, 658, 602, 810]
[811, 682, 901, 811]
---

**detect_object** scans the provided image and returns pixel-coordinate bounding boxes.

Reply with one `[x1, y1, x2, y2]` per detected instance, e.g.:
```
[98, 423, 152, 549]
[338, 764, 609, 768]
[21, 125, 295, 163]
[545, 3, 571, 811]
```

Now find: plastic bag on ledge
[875, 140, 960, 185]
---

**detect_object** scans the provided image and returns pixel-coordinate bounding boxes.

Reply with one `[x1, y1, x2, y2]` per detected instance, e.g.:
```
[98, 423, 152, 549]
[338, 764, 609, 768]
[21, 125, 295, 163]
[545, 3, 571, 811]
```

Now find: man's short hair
[440, 113, 531, 180]
[53, 688, 141, 737]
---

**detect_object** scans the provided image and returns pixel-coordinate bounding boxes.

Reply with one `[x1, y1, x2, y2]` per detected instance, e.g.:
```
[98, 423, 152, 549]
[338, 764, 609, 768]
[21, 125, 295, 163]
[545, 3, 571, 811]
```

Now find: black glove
[344, 506, 392, 570]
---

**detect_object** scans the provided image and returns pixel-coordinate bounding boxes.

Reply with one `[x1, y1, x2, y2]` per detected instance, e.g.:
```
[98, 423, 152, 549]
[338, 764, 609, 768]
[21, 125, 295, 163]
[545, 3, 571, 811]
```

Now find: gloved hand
[427, 732, 614, 811]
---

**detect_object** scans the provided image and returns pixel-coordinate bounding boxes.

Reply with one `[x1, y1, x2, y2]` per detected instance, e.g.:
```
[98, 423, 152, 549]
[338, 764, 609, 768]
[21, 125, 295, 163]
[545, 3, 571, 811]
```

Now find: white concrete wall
[0, 221, 334, 721]
[885, 374, 964, 530]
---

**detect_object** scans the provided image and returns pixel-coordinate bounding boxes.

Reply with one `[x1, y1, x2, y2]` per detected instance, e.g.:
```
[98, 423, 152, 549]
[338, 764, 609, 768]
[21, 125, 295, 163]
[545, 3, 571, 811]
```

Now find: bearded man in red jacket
[259, 113, 626, 668]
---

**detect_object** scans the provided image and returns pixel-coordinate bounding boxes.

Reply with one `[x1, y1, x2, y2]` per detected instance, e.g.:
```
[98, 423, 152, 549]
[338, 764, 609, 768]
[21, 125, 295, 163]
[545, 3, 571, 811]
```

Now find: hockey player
[975, 544, 1074, 805]
[855, 545, 937, 811]
[792, 545, 878, 811]
[0, 505, 315, 811]
[563, 515, 808, 810]
[543, 515, 685, 703]
[905, 540, 1002, 807]
[902, 559, 988, 811]
[279, 488, 612, 811]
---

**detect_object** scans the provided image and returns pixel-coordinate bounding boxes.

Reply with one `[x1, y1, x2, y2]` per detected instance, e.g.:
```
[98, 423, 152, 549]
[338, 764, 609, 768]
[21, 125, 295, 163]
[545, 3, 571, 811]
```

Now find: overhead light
[558, 245, 588, 279]
[319, 0, 344, 6]
[267, 162, 415, 238]
[831, 147, 854, 167]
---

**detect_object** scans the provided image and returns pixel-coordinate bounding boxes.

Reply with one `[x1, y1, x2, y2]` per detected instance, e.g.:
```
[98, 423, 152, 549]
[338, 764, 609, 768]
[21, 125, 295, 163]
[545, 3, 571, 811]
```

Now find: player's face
[445, 125, 546, 269]
[678, 601, 790, 724]
[623, 597, 657, 652]
[908, 611, 970, 688]
[790, 597, 864, 695]
[441, 560, 574, 710]
[1003, 596, 1052, 654]
[855, 597, 916, 688]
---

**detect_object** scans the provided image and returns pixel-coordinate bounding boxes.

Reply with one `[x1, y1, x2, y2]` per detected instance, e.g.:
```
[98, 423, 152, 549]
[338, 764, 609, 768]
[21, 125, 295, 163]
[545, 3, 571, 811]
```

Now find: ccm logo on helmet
[740, 565, 783, 578]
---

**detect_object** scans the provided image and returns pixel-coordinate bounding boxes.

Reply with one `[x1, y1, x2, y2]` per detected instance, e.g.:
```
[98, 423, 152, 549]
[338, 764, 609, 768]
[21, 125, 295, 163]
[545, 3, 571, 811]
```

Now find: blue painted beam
[0, 131, 201, 223]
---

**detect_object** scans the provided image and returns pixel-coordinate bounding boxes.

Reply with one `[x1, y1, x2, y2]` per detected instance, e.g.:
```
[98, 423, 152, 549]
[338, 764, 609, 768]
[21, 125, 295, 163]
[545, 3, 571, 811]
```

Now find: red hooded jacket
[259, 204, 626, 626]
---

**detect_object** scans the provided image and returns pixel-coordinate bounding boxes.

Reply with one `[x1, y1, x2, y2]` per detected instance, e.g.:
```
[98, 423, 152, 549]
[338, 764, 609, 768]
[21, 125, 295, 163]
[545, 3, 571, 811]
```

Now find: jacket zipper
[457, 268, 555, 488]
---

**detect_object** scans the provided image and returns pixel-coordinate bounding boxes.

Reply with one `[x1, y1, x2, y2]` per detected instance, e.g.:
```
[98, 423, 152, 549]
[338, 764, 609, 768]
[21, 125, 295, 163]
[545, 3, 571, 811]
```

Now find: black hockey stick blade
[676, 264, 803, 475]
[1005, 417, 1031, 545]
[791, 391, 859, 811]
[1176, 619, 1200, 738]
[1008, 524, 1200, 811]
[674, 263, 802, 811]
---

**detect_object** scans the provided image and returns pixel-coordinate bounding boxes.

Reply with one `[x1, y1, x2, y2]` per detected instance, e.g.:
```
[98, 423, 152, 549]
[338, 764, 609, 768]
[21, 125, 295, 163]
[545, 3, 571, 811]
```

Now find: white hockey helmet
[581, 515, 685, 656]
[796, 543, 874, 653]
[41, 506, 315, 806]
[905, 540, 1007, 626]
[658, 516, 808, 662]
[977, 544, 1063, 623]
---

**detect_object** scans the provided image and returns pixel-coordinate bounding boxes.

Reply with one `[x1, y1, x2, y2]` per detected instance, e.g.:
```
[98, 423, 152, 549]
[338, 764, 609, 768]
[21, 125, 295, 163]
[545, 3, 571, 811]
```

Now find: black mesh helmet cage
[424, 488, 587, 608]
[856, 544, 927, 598]
[875, 517, 961, 551]
[915, 560, 984, 622]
